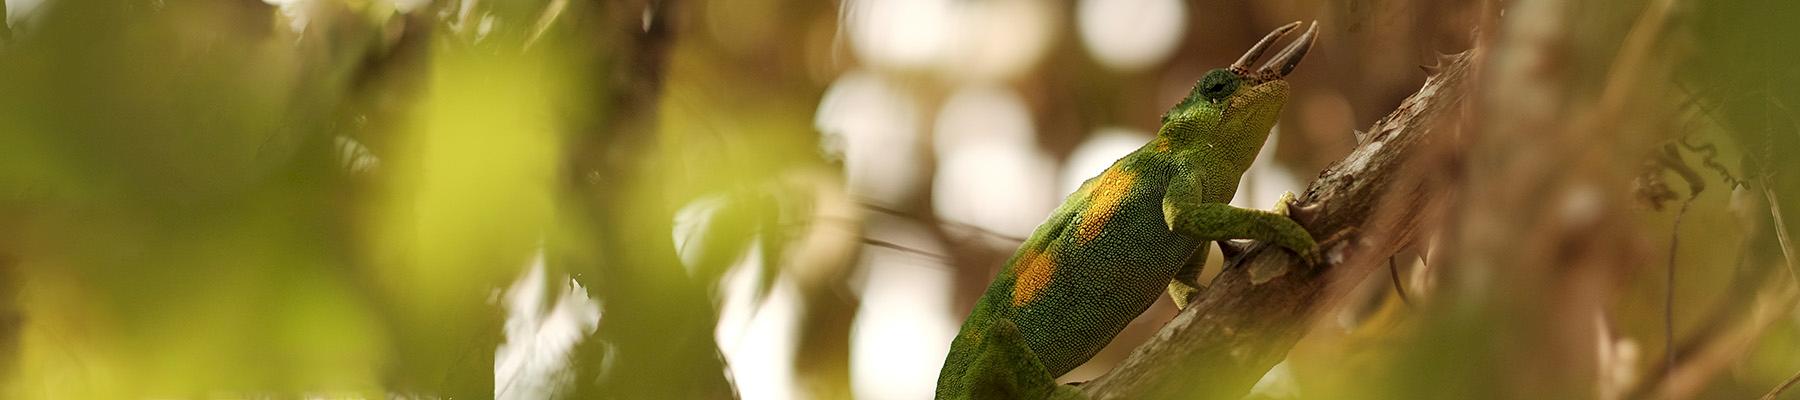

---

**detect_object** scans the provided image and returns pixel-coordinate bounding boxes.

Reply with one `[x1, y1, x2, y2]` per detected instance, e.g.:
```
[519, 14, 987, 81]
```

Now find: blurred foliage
[2, 1, 390, 397]
[0, 0, 1798, 399]
[0, 0, 838, 398]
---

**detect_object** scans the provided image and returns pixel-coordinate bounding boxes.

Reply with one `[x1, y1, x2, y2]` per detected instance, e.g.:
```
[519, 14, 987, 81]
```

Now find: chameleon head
[1160, 21, 1317, 144]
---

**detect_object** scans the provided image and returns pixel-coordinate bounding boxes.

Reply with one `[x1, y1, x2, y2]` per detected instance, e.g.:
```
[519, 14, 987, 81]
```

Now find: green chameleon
[935, 22, 1321, 399]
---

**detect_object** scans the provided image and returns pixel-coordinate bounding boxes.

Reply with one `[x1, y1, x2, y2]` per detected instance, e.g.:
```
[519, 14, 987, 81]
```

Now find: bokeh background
[1, 0, 1798, 399]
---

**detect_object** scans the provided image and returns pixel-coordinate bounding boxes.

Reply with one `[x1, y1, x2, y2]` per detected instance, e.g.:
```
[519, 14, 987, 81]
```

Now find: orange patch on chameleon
[1010, 248, 1057, 307]
[1075, 167, 1137, 243]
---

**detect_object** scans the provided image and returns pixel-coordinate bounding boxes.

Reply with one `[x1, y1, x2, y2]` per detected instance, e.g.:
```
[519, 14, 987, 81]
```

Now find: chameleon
[934, 22, 1321, 399]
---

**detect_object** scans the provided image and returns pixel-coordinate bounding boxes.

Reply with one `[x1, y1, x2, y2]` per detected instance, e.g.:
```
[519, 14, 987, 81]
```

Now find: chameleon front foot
[1272, 191, 1322, 265]
[1244, 191, 1323, 282]
[1271, 191, 1298, 216]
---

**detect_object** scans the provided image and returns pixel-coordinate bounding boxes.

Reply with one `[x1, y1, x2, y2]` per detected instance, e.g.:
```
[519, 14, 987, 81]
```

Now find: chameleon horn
[1230, 21, 1304, 74]
[1258, 21, 1318, 78]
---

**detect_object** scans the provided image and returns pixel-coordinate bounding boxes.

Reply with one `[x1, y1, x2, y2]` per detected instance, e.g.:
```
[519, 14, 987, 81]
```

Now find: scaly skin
[935, 22, 1321, 399]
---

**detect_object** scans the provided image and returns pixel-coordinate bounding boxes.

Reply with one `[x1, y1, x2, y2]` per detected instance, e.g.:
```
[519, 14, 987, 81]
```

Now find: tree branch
[1080, 50, 1476, 399]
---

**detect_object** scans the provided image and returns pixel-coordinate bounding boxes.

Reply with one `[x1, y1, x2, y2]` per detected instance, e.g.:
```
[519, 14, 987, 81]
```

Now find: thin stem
[1760, 366, 1800, 400]
[861, 237, 953, 267]
[1764, 181, 1800, 285]
[1666, 195, 1695, 387]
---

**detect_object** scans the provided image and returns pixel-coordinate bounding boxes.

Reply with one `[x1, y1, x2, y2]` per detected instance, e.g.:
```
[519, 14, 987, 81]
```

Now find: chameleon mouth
[1229, 21, 1319, 82]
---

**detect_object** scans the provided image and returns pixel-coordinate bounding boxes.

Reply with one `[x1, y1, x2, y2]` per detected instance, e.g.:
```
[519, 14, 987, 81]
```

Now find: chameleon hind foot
[951, 320, 1084, 399]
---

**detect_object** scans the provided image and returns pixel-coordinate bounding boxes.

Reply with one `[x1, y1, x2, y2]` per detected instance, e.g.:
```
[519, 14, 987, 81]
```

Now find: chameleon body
[935, 22, 1322, 399]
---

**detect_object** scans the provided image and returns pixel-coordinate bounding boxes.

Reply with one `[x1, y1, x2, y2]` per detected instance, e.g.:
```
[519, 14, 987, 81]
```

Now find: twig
[1762, 367, 1800, 400]
[1657, 140, 1706, 384]
[1666, 195, 1696, 385]
[1764, 95, 1800, 284]
[861, 237, 952, 266]
[859, 200, 1029, 243]
[1626, 133, 1800, 400]
[1747, 181, 1800, 400]
[1766, 179, 1800, 284]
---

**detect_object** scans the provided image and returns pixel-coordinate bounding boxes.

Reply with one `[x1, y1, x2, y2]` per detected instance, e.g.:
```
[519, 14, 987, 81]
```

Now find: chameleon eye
[1196, 69, 1241, 102]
